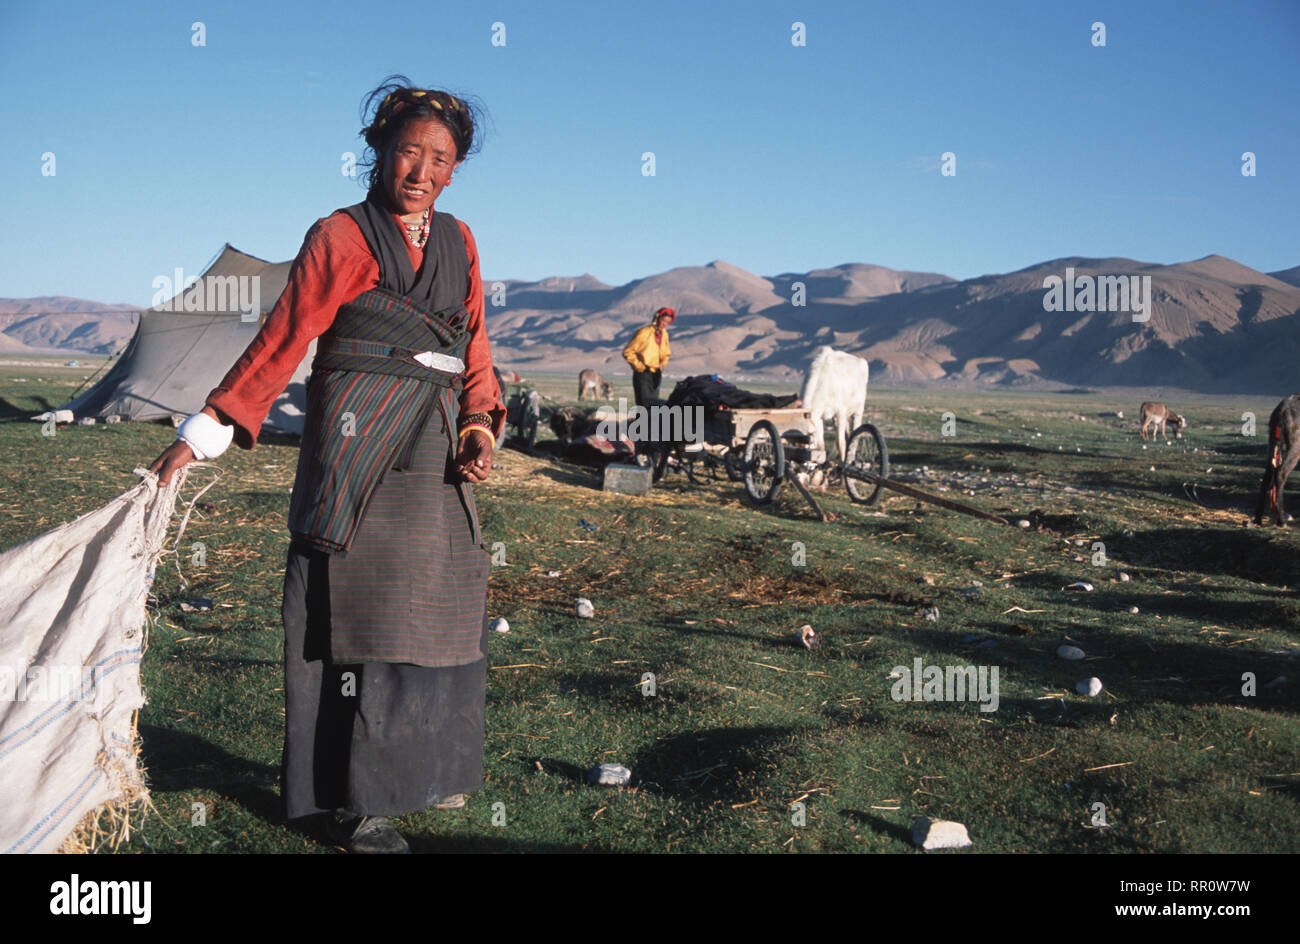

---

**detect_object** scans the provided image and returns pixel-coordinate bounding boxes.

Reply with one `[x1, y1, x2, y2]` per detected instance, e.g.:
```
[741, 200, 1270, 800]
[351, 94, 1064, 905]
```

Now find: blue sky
[1, 0, 1296, 306]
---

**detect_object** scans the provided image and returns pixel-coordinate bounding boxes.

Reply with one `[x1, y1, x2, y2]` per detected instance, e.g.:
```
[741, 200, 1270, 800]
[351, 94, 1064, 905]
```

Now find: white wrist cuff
[177, 412, 234, 460]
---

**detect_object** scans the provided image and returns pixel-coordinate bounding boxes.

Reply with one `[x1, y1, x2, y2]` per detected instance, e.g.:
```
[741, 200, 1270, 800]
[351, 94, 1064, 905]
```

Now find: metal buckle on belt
[413, 351, 465, 374]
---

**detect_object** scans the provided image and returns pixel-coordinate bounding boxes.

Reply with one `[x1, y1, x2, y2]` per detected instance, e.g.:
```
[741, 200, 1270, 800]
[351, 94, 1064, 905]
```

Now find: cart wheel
[844, 423, 889, 505]
[743, 420, 785, 504]
[686, 455, 713, 486]
[723, 450, 744, 482]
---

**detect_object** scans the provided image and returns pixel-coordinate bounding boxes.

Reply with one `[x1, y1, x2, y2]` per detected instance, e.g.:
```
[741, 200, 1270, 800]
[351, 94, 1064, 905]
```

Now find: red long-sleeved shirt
[206, 209, 504, 449]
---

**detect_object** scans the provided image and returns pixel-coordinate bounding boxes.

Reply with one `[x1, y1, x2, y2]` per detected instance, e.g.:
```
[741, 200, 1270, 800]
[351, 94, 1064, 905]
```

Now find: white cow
[800, 346, 870, 462]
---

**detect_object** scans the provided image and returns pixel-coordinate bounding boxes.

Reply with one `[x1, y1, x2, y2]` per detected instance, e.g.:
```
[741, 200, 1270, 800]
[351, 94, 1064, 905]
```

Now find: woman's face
[382, 117, 461, 217]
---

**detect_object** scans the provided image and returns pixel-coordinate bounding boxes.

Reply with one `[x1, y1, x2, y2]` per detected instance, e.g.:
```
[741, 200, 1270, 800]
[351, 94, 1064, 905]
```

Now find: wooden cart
[652, 404, 1007, 525]
[652, 405, 891, 510]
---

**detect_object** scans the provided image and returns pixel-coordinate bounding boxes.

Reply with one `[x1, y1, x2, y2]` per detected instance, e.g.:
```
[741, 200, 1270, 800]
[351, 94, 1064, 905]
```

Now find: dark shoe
[434, 794, 466, 810]
[326, 810, 410, 854]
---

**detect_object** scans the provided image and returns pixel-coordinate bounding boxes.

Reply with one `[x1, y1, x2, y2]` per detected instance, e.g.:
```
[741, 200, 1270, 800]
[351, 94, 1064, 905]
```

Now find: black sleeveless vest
[287, 194, 470, 553]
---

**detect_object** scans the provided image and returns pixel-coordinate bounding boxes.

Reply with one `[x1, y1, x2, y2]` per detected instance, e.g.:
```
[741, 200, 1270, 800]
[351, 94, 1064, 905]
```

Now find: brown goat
[578, 369, 614, 401]
[1254, 394, 1300, 526]
[1139, 401, 1186, 440]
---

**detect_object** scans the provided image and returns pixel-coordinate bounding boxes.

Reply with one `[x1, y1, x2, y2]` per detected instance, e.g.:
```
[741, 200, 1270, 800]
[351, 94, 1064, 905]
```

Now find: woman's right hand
[148, 439, 197, 486]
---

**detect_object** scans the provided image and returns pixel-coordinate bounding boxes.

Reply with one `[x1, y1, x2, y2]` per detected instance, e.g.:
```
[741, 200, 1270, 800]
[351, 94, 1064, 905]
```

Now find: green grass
[1, 371, 1296, 853]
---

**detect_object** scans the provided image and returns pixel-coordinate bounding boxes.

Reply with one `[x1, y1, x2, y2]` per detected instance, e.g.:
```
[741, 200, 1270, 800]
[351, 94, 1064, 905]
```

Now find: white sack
[0, 469, 184, 854]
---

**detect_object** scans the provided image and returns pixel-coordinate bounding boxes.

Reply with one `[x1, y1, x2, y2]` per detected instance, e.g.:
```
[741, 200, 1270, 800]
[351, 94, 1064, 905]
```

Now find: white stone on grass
[1066, 582, 1094, 591]
[1077, 677, 1104, 696]
[911, 817, 972, 850]
[1119, 572, 1131, 582]
[491, 617, 510, 634]
[588, 763, 632, 786]
[1057, 644, 1086, 661]
[576, 597, 594, 619]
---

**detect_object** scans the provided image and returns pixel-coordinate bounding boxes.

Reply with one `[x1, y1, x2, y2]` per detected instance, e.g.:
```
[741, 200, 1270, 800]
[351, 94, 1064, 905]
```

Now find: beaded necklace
[402, 207, 432, 249]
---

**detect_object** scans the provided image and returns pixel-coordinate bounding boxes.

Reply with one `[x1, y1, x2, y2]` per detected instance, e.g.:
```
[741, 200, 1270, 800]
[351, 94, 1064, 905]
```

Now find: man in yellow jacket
[623, 307, 674, 407]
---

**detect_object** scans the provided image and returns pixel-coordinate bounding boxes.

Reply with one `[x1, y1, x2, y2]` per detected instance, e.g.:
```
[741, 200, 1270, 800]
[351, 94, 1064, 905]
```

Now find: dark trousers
[632, 369, 662, 407]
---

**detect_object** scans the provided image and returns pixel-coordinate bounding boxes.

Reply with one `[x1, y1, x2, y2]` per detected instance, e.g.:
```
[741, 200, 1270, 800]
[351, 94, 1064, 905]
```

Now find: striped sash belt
[315, 336, 466, 383]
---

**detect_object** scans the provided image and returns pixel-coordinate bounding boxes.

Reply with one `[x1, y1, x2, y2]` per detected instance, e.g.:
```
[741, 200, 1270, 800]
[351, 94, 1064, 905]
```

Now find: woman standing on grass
[148, 78, 504, 854]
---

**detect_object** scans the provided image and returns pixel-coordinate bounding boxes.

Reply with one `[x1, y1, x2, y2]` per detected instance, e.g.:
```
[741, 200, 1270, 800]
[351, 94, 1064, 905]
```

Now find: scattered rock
[105, 415, 122, 425]
[922, 606, 940, 622]
[491, 617, 510, 634]
[179, 597, 213, 613]
[1119, 572, 1131, 582]
[34, 409, 74, 424]
[1057, 644, 1086, 661]
[542, 571, 560, 578]
[1066, 582, 1094, 592]
[1017, 519, 1031, 529]
[588, 763, 632, 787]
[797, 624, 820, 650]
[1127, 606, 1140, 615]
[575, 597, 594, 619]
[1077, 677, 1104, 697]
[911, 817, 972, 850]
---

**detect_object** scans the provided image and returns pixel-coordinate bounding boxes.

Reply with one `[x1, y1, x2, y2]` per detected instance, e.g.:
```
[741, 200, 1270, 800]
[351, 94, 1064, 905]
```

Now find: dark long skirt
[280, 404, 490, 820]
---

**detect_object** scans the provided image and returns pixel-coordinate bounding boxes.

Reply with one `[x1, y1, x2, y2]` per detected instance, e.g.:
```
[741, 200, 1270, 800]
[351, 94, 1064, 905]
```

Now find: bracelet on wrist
[459, 424, 494, 441]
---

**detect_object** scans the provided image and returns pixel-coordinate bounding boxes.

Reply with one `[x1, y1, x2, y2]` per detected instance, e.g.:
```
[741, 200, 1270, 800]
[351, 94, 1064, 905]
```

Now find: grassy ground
[1, 368, 1296, 853]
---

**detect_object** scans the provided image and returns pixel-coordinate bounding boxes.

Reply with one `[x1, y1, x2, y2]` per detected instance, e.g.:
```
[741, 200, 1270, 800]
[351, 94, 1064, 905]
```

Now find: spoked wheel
[687, 454, 720, 486]
[844, 423, 890, 505]
[743, 420, 786, 504]
[723, 450, 744, 482]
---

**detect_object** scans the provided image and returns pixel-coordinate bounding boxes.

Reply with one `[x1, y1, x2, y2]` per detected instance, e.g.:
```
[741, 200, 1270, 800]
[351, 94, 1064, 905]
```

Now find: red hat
[655, 307, 676, 322]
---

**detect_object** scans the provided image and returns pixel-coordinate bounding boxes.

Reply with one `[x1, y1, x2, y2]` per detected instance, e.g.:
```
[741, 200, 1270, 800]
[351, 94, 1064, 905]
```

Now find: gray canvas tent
[62, 245, 314, 434]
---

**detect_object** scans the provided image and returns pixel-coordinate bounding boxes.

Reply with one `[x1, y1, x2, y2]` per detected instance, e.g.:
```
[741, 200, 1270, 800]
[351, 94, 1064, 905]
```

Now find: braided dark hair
[357, 75, 483, 195]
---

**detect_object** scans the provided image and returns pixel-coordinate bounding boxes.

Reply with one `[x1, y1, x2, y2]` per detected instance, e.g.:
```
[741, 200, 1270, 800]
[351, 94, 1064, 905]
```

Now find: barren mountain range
[4, 254, 1297, 393]
[0, 298, 136, 355]
[485, 254, 1298, 393]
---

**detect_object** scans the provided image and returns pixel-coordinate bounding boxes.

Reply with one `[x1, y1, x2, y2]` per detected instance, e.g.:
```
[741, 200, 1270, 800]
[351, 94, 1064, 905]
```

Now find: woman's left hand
[455, 428, 494, 483]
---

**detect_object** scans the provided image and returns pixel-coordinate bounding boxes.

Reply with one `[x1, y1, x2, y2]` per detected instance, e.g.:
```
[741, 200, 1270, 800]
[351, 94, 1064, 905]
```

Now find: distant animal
[578, 369, 614, 401]
[1254, 394, 1300, 527]
[1139, 401, 1185, 440]
[800, 346, 870, 462]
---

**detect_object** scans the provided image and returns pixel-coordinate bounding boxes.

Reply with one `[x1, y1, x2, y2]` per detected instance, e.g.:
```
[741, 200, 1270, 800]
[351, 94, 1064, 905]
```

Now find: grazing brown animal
[1139, 401, 1186, 440]
[1254, 394, 1300, 526]
[578, 369, 613, 401]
